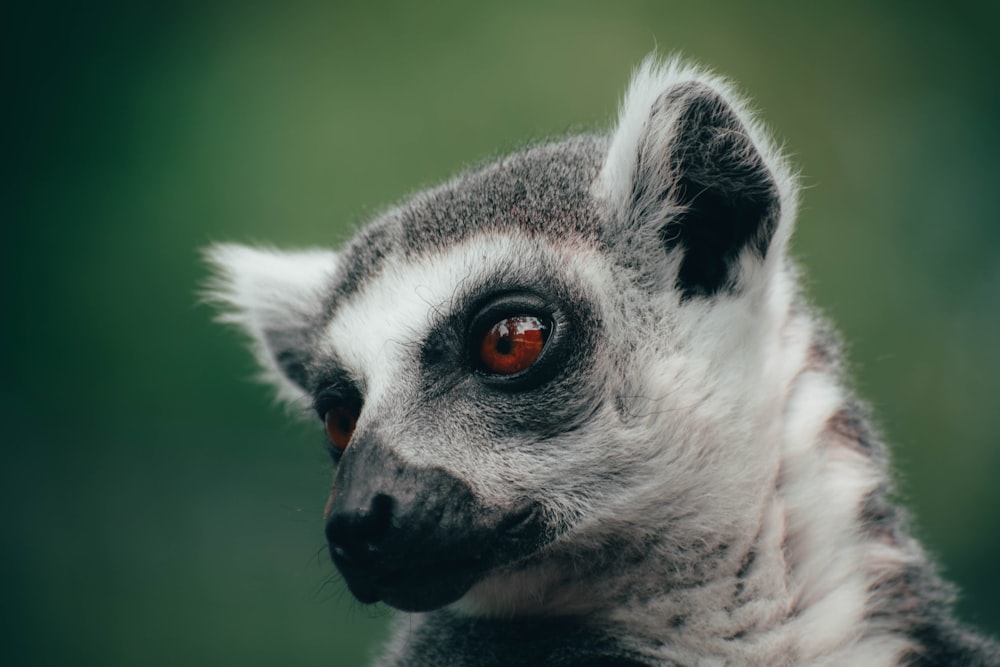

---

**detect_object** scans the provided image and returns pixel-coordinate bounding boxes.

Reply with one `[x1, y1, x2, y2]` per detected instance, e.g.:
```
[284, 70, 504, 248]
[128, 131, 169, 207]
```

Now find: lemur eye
[479, 316, 550, 375]
[324, 406, 359, 452]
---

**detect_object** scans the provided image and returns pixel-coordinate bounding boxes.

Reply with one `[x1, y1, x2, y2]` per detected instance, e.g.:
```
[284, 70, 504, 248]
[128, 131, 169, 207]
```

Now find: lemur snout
[322, 435, 544, 611]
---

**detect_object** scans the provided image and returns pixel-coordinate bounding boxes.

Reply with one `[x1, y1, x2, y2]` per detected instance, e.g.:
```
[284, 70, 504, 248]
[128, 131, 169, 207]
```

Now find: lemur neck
[588, 307, 920, 664]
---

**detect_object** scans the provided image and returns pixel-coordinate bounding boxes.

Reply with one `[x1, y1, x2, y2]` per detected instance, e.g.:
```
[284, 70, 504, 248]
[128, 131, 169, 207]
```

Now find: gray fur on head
[206, 56, 999, 666]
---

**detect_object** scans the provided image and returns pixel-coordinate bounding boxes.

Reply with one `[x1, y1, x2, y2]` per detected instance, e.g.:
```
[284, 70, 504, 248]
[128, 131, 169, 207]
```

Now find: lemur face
[308, 170, 626, 612]
[208, 60, 795, 614]
[317, 269, 606, 610]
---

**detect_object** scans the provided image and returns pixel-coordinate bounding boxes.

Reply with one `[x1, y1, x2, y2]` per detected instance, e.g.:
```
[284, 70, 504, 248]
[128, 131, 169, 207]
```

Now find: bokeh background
[4, 1, 998, 665]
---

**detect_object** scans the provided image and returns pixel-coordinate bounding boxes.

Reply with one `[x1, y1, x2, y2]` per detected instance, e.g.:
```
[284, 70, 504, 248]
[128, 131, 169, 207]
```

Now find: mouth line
[495, 503, 540, 540]
[374, 555, 483, 590]
[329, 501, 549, 610]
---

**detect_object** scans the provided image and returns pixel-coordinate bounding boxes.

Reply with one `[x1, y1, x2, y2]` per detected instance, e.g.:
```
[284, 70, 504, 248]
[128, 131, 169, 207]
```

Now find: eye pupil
[494, 337, 512, 355]
[479, 315, 549, 375]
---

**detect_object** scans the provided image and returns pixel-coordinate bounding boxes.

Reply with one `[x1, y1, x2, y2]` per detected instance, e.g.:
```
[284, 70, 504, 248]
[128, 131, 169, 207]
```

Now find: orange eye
[479, 316, 549, 375]
[324, 406, 358, 452]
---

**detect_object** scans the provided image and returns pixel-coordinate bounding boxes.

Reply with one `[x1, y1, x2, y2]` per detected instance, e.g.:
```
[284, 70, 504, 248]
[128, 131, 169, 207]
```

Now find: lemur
[206, 58, 1000, 666]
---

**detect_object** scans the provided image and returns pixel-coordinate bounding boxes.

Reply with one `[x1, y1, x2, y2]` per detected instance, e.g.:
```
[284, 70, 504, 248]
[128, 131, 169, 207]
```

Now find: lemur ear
[597, 59, 792, 299]
[204, 243, 337, 403]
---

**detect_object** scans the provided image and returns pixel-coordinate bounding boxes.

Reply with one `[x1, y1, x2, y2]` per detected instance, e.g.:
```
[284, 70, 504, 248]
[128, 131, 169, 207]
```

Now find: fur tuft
[203, 243, 338, 406]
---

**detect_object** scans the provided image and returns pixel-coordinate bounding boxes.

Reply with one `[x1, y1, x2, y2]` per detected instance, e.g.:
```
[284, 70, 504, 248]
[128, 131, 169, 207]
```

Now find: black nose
[325, 492, 394, 566]
[322, 435, 546, 611]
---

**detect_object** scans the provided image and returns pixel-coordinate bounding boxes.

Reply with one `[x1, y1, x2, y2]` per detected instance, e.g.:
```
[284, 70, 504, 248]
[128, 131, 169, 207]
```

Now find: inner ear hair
[633, 82, 781, 300]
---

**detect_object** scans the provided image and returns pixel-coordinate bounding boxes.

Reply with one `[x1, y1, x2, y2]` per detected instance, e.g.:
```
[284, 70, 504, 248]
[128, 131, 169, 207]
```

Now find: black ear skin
[631, 83, 781, 300]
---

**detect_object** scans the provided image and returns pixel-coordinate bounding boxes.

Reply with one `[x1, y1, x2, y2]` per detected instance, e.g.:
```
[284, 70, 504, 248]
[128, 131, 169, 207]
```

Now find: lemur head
[207, 58, 797, 614]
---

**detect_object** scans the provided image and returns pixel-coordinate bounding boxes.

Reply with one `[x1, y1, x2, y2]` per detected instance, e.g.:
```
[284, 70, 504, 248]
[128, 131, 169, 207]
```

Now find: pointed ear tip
[200, 243, 242, 292]
[629, 54, 734, 98]
[642, 55, 796, 179]
[198, 270, 243, 316]
[201, 243, 333, 283]
[613, 56, 758, 151]
[200, 245, 242, 293]
[199, 243, 267, 313]
[201, 242, 269, 271]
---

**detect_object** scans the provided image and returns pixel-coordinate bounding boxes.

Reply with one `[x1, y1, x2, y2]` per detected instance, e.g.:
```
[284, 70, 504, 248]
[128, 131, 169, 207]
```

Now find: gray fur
[206, 57, 999, 666]
[326, 136, 605, 309]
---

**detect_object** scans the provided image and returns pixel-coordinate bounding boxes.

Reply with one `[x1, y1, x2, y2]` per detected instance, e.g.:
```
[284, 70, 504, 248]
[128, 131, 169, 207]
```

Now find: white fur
[204, 243, 338, 405]
[320, 233, 617, 507]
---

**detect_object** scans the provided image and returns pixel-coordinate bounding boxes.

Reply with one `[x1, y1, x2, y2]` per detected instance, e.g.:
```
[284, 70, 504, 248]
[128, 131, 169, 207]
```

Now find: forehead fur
[328, 136, 607, 309]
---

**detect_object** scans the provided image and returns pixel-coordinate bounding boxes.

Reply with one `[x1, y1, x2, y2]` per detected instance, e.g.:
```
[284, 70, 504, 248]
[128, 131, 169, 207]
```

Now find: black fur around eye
[468, 292, 563, 390]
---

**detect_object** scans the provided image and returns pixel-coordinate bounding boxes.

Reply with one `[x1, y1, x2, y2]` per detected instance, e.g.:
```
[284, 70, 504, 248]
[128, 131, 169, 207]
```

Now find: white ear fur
[203, 243, 338, 406]
[597, 57, 717, 209]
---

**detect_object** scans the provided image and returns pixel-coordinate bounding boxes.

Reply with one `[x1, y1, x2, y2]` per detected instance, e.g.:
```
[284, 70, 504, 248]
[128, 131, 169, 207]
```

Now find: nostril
[325, 492, 395, 565]
[361, 493, 394, 544]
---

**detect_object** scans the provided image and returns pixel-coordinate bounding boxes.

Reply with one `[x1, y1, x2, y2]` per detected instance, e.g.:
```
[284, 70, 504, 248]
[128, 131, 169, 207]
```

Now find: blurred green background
[4, 1, 998, 665]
